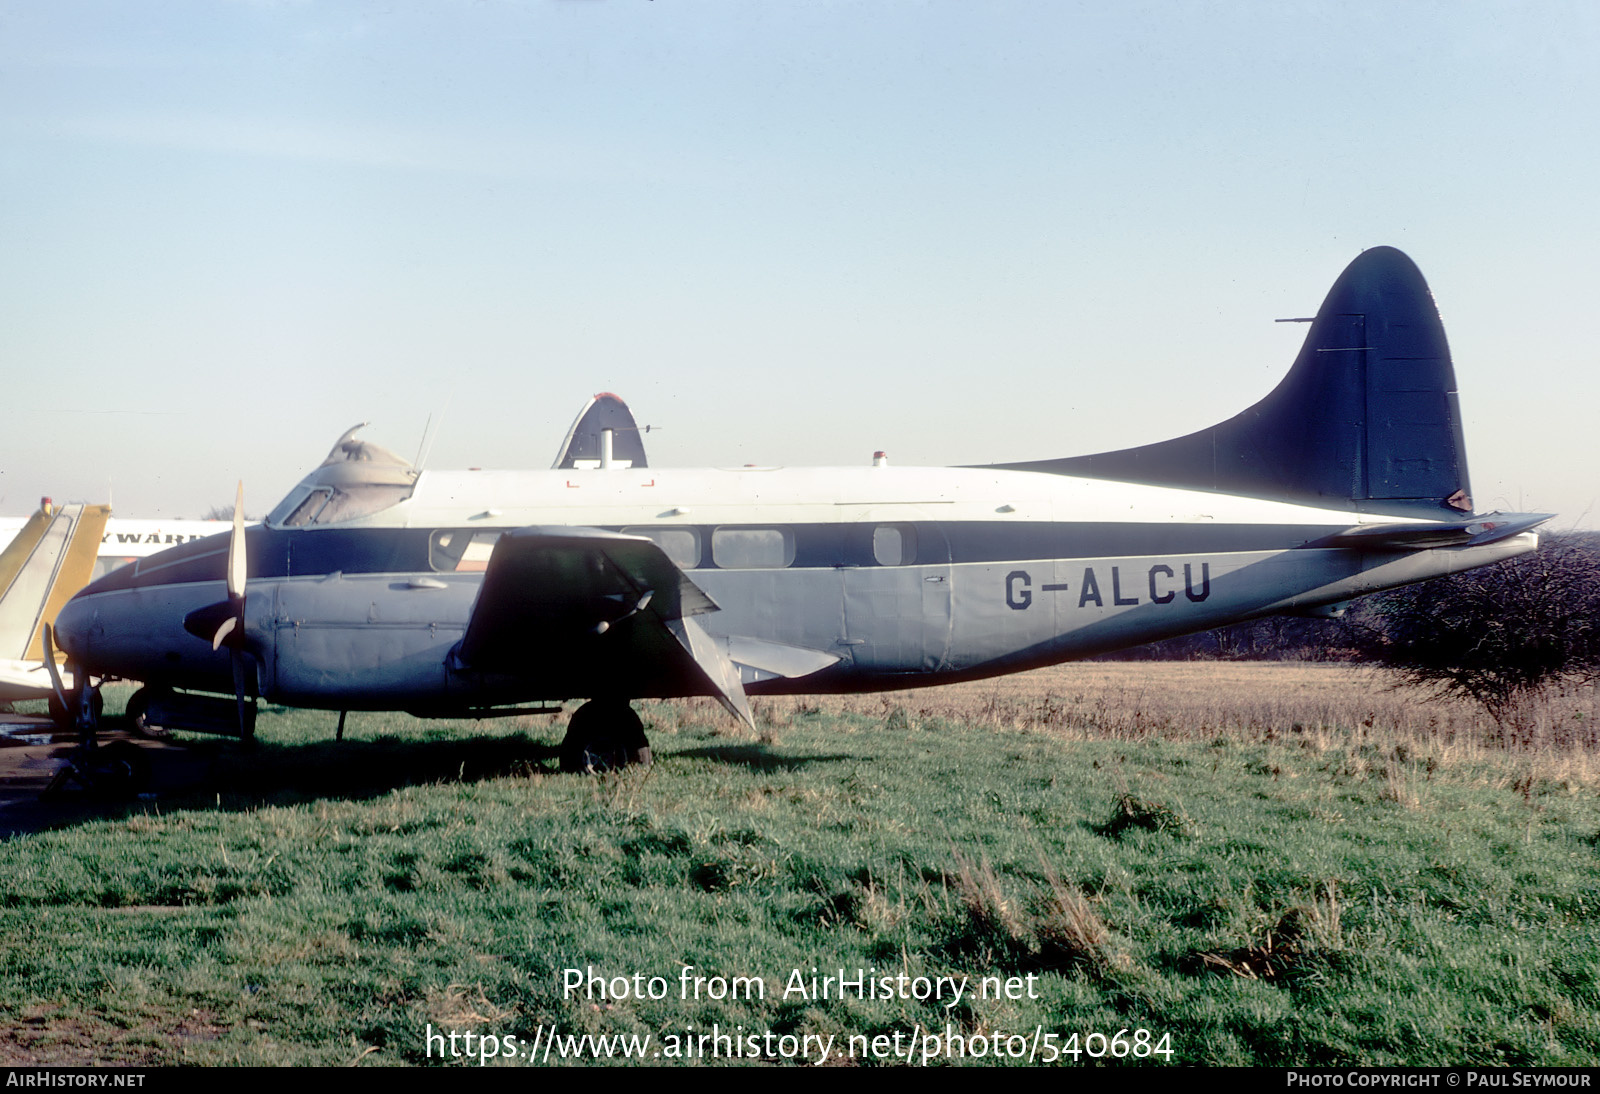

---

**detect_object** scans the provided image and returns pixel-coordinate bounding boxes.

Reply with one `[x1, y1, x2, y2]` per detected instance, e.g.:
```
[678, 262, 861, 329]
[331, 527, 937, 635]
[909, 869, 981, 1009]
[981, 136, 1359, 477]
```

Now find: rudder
[992, 247, 1473, 518]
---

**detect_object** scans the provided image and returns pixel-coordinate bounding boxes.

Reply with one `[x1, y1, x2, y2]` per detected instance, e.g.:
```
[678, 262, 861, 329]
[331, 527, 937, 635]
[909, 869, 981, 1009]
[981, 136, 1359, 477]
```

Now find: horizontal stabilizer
[1313, 512, 1551, 552]
[726, 635, 840, 683]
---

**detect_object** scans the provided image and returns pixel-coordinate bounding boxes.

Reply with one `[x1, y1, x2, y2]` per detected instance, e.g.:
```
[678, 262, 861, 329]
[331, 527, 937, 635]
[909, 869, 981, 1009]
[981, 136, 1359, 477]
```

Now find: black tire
[125, 687, 172, 740]
[560, 700, 652, 774]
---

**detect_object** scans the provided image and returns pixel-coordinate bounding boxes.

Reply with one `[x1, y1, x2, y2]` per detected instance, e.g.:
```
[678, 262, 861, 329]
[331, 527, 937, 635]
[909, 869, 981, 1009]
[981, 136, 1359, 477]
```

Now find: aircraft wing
[452, 527, 835, 726]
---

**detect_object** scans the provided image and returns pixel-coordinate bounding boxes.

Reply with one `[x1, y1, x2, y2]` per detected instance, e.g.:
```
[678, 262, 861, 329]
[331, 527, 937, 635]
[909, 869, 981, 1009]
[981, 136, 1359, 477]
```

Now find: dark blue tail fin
[552, 392, 650, 470]
[993, 247, 1473, 518]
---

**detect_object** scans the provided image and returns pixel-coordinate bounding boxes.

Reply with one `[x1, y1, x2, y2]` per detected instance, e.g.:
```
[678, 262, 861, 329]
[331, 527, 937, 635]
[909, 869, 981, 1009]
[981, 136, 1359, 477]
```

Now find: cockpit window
[266, 425, 419, 528]
[281, 488, 331, 527]
[271, 482, 416, 527]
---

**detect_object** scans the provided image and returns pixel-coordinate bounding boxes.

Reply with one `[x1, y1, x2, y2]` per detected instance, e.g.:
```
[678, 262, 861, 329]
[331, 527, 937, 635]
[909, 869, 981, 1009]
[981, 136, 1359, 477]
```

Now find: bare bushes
[1351, 534, 1600, 743]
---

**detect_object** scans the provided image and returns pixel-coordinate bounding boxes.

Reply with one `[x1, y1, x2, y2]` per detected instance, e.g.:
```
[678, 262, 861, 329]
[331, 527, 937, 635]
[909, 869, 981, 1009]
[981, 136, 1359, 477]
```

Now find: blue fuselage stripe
[81, 520, 1347, 594]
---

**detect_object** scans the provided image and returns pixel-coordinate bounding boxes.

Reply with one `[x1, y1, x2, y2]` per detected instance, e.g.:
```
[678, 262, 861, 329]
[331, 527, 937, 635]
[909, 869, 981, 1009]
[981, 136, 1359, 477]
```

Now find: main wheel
[125, 687, 173, 739]
[560, 700, 652, 774]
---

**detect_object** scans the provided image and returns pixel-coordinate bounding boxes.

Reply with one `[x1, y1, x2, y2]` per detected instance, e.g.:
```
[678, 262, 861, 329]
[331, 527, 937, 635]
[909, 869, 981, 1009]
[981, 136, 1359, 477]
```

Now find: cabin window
[711, 527, 795, 569]
[622, 527, 701, 569]
[872, 524, 918, 566]
[430, 530, 500, 572]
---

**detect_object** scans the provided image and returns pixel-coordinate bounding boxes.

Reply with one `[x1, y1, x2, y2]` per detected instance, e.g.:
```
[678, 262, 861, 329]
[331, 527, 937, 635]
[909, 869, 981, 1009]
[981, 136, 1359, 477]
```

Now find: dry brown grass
[425, 982, 516, 1027]
[948, 848, 1029, 947]
[1035, 860, 1125, 974]
[944, 849, 1126, 977]
[720, 663, 1600, 785]
[1192, 881, 1344, 981]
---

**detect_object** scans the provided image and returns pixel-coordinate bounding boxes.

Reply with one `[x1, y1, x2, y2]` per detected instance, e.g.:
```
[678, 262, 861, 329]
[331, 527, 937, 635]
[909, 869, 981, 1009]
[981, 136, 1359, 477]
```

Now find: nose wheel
[559, 700, 652, 774]
[40, 682, 152, 799]
[39, 626, 152, 799]
[43, 738, 152, 799]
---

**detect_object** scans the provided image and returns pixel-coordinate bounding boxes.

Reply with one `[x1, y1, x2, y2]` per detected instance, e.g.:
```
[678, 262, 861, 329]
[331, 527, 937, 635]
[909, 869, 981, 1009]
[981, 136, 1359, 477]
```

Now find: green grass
[1, 688, 1597, 1066]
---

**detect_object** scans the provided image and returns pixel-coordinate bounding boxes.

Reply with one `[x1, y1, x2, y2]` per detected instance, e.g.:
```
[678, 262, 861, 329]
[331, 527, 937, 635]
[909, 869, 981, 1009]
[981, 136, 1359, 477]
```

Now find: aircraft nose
[52, 593, 94, 660]
[50, 581, 242, 693]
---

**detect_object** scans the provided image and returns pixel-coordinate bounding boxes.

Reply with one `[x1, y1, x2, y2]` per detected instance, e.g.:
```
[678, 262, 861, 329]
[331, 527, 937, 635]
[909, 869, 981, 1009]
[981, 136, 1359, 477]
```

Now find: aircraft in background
[0, 500, 110, 712]
[551, 391, 651, 471]
[0, 516, 232, 582]
[51, 247, 1549, 781]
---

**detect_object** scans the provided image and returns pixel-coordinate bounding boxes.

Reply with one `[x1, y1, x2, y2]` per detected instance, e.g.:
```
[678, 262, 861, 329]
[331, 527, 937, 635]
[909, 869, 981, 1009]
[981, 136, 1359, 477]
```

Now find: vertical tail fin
[553, 392, 650, 470]
[0, 502, 111, 662]
[993, 247, 1473, 517]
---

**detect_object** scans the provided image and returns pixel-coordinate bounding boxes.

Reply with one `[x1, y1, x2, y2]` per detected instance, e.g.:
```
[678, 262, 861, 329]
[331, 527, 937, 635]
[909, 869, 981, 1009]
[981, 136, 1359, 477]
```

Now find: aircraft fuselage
[55, 463, 1538, 712]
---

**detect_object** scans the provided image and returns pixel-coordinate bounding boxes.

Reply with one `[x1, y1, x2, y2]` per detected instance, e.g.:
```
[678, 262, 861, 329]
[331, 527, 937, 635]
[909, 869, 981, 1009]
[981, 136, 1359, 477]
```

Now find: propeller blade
[40, 623, 69, 712]
[183, 600, 238, 646]
[227, 485, 252, 737]
[226, 481, 246, 600]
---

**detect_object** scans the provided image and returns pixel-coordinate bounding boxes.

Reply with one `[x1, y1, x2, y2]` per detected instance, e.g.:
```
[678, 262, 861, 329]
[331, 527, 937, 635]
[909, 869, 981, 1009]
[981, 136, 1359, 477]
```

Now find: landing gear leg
[560, 700, 652, 774]
[43, 668, 149, 799]
[49, 685, 102, 732]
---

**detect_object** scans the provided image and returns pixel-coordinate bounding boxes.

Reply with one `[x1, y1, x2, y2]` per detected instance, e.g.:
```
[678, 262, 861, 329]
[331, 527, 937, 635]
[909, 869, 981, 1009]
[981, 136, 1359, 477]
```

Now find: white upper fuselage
[326, 463, 1398, 536]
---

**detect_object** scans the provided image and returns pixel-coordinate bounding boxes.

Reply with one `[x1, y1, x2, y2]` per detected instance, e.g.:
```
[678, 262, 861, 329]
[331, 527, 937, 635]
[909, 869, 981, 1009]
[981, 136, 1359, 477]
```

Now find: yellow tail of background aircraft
[0, 500, 111, 709]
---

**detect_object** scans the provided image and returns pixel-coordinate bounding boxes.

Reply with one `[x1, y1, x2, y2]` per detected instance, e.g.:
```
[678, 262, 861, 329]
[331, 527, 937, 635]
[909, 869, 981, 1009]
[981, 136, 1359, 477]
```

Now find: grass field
[1, 663, 1596, 1066]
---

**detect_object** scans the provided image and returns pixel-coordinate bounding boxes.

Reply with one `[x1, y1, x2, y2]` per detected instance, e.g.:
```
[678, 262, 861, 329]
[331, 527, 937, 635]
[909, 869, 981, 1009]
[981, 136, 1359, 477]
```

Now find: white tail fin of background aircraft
[0, 501, 111, 704]
[552, 392, 651, 470]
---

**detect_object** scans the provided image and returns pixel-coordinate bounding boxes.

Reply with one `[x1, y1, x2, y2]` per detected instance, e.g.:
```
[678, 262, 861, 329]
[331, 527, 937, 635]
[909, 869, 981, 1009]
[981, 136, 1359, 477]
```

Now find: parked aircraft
[50, 247, 1548, 781]
[0, 500, 109, 710]
[0, 517, 232, 581]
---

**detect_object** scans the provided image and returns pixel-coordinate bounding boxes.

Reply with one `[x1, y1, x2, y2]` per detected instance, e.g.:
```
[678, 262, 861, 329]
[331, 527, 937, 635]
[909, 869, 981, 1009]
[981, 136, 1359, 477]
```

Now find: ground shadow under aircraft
[669, 744, 857, 772]
[0, 714, 856, 837]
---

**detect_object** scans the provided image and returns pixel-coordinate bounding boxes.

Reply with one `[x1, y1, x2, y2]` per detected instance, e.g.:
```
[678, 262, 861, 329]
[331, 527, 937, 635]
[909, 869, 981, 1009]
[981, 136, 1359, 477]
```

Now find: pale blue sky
[2, 1, 1595, 524]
